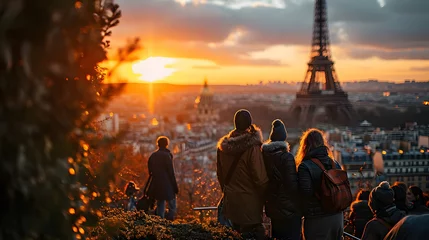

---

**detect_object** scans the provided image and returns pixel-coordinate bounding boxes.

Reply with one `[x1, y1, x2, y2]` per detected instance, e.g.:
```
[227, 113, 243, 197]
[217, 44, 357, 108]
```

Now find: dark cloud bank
[116, 0, 429, 65]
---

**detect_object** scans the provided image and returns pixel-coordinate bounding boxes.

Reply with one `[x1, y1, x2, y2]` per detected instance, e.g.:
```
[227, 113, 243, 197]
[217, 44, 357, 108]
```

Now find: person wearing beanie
[269, 119, 288, 142]
[234, 109, 253, 131]
[216, 109, 268, 240]
[261, 119, 301, 240]
[361, 181, 406, 240]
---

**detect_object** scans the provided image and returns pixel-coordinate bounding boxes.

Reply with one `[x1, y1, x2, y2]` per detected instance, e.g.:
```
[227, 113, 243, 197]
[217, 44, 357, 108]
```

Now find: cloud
[409, 66, 429, 72]
[345, 48, 429, 61]
[114, 0, 429, 64]
[192, 65, 222, 70]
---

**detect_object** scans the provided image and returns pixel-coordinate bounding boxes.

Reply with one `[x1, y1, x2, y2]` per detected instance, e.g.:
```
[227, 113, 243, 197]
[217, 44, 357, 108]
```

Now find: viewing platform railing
[192, 206, 361, 240]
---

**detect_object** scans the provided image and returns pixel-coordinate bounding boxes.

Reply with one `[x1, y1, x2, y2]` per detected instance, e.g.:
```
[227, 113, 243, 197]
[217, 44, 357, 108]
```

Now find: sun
[132, 57, 177, 82]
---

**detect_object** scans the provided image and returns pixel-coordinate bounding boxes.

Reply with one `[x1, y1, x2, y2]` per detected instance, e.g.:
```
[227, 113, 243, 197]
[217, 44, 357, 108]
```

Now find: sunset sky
[108, 0, 429, 85]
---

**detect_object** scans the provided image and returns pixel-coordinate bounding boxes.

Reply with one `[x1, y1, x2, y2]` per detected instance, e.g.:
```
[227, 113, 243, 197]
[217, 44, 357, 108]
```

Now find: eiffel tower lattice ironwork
[289, 0, 355, 127]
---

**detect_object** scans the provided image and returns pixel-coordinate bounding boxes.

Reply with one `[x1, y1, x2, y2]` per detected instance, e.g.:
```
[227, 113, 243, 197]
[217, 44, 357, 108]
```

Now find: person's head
[356, 189, 370, 201]
[157, 136, 169, 149]
[125, 181, 139, 197]
[392, 185, 406, 201]
[295, 128, 333, 166]
[408, 185, 425, 204]
[369, 181, 395, 214]
[234, 109, 252, 131]
[393, 181, 408, 193]
[269, 119, 288, 142]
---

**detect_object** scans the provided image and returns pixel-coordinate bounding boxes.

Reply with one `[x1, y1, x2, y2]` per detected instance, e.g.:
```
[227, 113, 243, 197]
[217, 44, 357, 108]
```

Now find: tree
[0, 0, 138, 239]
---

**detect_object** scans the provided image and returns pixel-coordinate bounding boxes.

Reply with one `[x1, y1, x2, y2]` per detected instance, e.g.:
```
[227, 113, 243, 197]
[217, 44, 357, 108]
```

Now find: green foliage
[89, 208, 242, 240]
[0, 0, 138, 239]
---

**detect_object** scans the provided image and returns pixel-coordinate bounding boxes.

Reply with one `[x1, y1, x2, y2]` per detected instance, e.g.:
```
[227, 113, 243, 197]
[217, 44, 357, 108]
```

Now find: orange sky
[105, 0, 429, 85]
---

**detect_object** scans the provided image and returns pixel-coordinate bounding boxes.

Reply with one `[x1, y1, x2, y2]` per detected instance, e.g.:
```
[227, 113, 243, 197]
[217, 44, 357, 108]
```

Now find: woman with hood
[262, 119, 301, 240]
[361, 181, 406, 240]
[296, 128, 344, 240]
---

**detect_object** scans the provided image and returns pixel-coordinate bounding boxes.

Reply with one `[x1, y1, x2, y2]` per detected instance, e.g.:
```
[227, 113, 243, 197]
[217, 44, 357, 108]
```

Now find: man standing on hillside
[217, 109, 269, 240]
[148, 136, 179, 220]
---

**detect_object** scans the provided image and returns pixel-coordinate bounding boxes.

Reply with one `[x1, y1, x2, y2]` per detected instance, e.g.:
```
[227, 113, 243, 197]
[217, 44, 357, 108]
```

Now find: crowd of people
[124, 108, 429, 240]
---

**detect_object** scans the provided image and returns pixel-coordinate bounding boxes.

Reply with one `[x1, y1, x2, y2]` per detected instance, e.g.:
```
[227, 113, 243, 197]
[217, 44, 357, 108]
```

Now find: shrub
[0, 0, 138, 239]
[89, 208, 242, 240]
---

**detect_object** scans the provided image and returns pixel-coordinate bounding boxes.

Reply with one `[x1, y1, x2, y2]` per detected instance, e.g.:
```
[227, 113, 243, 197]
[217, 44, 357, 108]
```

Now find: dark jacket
[349, 200, 373, 238]
[148, 148, 178, 201]
[361, 206, 405, 240]
[297, 146, 341, 218]
[408, 202, 429, 215]
[384, 214, 429, 240]
[217, 125, 269, 225]
[262, 141, 300, 219]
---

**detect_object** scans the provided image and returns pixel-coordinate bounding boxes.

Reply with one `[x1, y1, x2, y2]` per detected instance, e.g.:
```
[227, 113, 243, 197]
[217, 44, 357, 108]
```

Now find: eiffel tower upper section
[298, 0, 345, 96]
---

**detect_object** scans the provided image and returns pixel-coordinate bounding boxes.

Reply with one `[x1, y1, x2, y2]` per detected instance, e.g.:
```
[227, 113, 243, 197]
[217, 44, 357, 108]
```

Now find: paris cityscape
[3, 0, 429, 239]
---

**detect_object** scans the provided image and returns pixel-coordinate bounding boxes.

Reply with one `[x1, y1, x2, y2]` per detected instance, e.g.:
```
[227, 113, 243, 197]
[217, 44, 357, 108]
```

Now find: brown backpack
[311, 158, 353, 213]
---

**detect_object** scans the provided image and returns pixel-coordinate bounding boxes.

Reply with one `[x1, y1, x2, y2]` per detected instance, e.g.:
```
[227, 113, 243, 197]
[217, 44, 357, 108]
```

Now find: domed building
[194, 78, 219, 123]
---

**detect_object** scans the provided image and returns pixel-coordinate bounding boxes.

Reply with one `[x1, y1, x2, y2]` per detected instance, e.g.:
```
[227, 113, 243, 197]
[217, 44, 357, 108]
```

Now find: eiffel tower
[289, 0, 355, 127]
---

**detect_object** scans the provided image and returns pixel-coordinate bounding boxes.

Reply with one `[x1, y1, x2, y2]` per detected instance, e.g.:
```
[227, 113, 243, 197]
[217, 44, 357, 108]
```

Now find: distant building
[341, 150, 429, 193]
[383, 151, 429, 191]
[194, 78, 219, 123]
[340, 151, 375, 194]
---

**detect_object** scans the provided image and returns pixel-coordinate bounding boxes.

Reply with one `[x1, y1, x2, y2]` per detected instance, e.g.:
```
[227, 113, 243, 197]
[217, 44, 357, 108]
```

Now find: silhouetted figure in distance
[148, 136, 178, 220]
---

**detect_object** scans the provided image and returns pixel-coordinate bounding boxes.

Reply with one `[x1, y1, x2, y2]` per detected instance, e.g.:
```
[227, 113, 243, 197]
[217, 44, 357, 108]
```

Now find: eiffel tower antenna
[289, 0, 355, 127]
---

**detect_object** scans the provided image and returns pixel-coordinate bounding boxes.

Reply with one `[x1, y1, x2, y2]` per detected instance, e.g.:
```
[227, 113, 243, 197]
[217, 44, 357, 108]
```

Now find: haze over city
[106, 0, 429, 85]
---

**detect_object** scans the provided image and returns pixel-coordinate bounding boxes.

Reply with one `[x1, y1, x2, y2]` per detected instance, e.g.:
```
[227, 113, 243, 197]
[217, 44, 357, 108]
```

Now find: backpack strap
[220, 150, 244, 192]
[310, 158, 327, 171]
[310, 158, 336, 170]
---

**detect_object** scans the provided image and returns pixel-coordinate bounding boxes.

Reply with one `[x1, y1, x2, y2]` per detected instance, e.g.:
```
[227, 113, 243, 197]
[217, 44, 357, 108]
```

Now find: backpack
[311, 158, 352, 213]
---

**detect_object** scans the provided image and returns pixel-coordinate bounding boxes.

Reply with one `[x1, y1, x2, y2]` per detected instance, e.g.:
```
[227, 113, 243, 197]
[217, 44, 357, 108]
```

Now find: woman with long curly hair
[296, 128, 344, 240]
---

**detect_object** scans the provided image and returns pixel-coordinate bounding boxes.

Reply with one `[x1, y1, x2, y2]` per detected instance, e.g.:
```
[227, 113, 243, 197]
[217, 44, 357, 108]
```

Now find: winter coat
[348, 200, 373, 238]
[297, 146, 342, 218]
[384, 214, 429, 240]
[261, 141, 301, 220]
[408, 202, 429, 215]
[148, 148, 178, 201]
[217, 125, 269, 225]
[361, 206, 405, 240]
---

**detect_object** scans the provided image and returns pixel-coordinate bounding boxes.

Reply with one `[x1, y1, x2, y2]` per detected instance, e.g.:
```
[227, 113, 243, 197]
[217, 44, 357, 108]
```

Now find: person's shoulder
[365, 218, 380, 228]
[284, 152, 295, 160]
[298, 159, 311, 170]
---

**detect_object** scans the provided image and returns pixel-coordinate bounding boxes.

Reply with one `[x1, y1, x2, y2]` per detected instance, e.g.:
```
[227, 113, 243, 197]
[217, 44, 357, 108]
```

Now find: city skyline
[107, 0, 429, 85]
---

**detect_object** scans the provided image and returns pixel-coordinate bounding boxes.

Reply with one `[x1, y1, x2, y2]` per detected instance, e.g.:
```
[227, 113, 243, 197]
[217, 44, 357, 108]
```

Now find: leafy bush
[0, 0, 138, 239]
[89, 208, 242, 240]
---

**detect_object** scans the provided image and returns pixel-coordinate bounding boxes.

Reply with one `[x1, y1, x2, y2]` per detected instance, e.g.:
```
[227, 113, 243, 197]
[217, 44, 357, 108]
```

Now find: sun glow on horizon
[132, 57, 177, 82]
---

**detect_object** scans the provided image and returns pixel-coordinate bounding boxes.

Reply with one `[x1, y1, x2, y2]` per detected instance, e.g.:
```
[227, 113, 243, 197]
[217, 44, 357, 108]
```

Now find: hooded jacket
[262, 141, 300, 219]
[217, 125, 269, 225]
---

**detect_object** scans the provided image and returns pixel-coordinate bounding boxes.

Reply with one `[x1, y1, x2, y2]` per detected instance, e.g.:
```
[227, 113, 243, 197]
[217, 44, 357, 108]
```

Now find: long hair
[125, 181, 139, 197]
[295, 128, 334, 168]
